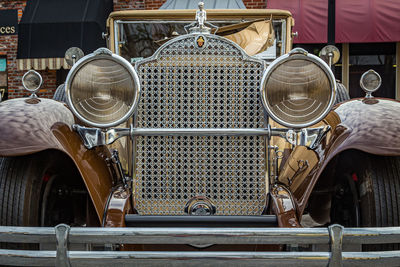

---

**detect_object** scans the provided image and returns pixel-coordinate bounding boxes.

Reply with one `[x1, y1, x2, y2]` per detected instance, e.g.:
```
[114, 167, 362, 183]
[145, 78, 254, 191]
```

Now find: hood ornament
[187, 2, 217, 34]
[196, 2, 207, 29]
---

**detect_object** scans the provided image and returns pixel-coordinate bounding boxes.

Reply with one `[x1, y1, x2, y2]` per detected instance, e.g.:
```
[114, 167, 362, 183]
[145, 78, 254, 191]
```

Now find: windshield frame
[106, 9, 293, 57]
[113, 19, 288, 62]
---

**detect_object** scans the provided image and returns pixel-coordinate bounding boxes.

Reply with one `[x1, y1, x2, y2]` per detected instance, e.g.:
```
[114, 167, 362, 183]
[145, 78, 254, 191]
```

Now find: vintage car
[0, 3, 399, 266]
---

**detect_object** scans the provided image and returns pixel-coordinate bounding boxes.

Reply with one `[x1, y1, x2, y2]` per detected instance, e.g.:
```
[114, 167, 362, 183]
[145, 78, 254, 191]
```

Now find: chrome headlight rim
[22, 70, 43, 93]
[260, 48, 337, 129]
[65, 48, 140, 128]
[360, 69, 382, 94]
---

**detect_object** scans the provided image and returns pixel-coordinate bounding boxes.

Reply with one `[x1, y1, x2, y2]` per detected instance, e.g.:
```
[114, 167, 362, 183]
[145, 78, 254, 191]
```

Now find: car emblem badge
[184, 196, 216, 215]
[196, 35, 206, 48]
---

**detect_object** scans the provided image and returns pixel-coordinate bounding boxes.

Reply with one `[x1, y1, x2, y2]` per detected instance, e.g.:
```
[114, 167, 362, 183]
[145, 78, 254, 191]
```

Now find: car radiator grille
[134, 35, 267, 215]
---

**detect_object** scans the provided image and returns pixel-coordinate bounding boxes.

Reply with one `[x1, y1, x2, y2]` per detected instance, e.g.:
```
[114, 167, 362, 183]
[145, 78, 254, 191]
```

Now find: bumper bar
[3, 250, 400, 267]
[0, 224, 399, 266]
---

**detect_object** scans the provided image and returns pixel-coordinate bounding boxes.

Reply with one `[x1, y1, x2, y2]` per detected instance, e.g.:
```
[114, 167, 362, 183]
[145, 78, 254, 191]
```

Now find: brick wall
[0, 1, 57, 99]
[1, 0, 266, 99]
[114, 0, 266, 11]
[0, 1, 25, 99]
[243, 0, 266, 9]
[114, 0, 144, 10]
[144, 0, 165, 10]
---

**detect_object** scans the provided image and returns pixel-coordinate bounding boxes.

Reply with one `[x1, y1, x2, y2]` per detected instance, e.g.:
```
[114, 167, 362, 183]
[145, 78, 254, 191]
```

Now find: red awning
[267, 0, 328, 44]
[336, 0, 400, 43]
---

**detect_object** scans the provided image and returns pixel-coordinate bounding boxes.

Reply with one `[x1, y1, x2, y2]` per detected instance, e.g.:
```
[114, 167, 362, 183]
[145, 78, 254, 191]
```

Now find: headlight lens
[260, 48, 336, 128]
[65, 48, 140, 128]
[360, 69, 381, 94]
[22, 70, 43, 93]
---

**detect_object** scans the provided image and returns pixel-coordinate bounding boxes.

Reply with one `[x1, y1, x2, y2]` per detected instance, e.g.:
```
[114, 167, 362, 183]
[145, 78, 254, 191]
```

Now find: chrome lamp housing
[260, 48, 337, 128]
[65, 48, 140, 128]
[360, 69, 382, 98]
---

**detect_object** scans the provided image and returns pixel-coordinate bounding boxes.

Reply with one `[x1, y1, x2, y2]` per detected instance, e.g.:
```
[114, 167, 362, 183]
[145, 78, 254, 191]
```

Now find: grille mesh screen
[135, 35, 266, 215]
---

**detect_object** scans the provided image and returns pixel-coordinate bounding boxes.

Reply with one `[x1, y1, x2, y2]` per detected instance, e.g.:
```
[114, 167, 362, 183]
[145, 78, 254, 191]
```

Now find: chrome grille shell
[135, 34, 267, 215]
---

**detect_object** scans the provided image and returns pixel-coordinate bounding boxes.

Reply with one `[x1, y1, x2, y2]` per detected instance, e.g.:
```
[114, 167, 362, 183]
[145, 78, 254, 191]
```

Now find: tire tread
[0, 157, 29, 226]
[364, 156, 400, 250]
[53, 84, 66, 102]
[334, 82, 350, 105]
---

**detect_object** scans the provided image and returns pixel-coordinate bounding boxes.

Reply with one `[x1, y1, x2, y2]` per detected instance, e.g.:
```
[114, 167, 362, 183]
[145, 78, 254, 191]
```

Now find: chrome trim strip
[115, 20, 240, 24]
[280, 19, 286, 55]
[114, 20, 120, 55]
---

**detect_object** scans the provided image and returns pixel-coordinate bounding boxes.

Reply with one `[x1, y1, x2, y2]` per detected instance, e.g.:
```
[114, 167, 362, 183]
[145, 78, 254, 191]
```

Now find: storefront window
[0, 57, 7, 100]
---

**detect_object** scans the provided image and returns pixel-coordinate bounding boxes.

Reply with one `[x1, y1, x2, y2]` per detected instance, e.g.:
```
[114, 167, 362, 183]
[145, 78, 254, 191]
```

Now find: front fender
[329, 98, 400, 156]
[289, 98, 400, 216]
[0, 98, 113, 222]
[0, 98, 75, 156]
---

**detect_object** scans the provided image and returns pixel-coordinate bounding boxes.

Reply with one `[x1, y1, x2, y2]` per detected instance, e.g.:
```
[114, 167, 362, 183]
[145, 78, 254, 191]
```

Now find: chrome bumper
[0, 224, 399, 266]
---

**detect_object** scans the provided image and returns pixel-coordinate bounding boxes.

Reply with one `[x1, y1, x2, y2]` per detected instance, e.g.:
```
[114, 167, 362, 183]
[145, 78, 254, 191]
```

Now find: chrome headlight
[260, 48, 336, 128]
[65, 48, 140, 128]
[360, 69, 381, 97]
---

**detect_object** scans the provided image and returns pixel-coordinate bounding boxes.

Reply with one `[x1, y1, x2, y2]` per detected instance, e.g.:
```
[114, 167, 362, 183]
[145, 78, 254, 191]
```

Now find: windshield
[115, 20, 287, 63]
[120, 22, 187, 61]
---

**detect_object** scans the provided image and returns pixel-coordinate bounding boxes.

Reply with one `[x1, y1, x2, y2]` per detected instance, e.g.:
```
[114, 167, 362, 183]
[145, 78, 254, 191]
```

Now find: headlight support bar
[73, 124, 330, 150]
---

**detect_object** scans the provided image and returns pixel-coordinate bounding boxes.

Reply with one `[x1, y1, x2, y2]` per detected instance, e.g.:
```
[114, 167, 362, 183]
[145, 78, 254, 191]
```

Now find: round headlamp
[65, 48, 140, 128]
[360, 69, 381, 97]
[260, 48, 336, 128]
[22, 70, 43, 94]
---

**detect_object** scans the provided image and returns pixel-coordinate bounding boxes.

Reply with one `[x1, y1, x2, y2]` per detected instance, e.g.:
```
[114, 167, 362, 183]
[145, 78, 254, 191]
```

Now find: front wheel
[334, 82, 350, 105]
[358, 156, 400, 250]
[331, 154, 400, 250]
[0, 151, 93, 228]
[53, 83, 66, 102]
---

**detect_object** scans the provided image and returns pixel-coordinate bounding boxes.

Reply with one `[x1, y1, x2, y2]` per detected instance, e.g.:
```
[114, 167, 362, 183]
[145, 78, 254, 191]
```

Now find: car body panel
[0, 98, 113, 223]
[285, 98, 400, 216]
[0, 98, 73, 156]
[329, 98, 400, 156]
